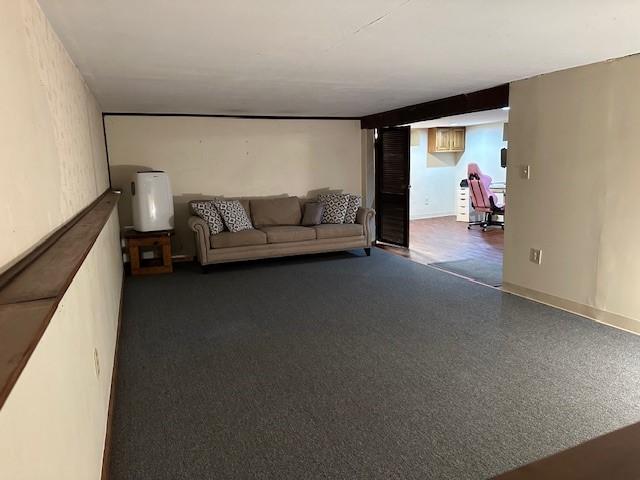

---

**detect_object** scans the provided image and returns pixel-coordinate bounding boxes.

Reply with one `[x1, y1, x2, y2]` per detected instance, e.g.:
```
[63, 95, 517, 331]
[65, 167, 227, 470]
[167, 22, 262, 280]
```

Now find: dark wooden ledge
[0, 190, 119, 409]
[491, 420, 640, 479]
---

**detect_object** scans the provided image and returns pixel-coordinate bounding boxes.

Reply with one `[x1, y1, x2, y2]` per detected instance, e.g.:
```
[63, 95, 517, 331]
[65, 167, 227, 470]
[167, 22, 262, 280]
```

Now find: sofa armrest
[188, 216, 211, 263]
[356, 207, 375, 244]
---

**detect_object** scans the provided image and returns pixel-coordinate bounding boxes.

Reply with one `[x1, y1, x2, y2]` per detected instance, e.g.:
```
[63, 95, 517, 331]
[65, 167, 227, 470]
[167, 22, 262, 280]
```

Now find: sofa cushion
[344, 194, 362, 224]
[210, 229, 267, 248]
[318, 193, 349, 224]
[250, 197, 301, 226]
[191, 200, 225, 234]
[214, 200, 254, 232]
[313, 223, 364, 239]
[259, 226, 316, 244]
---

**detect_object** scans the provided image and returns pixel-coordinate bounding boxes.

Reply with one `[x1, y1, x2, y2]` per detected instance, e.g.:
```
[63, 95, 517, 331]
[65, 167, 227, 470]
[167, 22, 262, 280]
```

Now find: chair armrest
[356, 207, 375, 244]
[187, 216, 211, 263]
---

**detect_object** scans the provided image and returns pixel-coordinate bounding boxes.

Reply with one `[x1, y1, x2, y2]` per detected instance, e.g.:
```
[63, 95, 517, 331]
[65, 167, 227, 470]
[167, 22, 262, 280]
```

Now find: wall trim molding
[502, 282, 640, 336]
[0, 191, 120, 409]
[100, 273, 124, 480]
[102, 115, 113, 189]
[102, 112, 360, 121]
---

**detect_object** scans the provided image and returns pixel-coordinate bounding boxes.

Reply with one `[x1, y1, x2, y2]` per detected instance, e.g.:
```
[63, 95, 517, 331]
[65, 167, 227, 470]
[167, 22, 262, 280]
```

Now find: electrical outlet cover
[529, 248, 542, 264]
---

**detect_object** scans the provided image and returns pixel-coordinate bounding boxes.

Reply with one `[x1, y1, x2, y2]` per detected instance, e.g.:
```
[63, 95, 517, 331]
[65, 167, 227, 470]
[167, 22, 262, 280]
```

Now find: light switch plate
[94, 348, 101, 378]
[529, 248, 542, 264]
[522, 165, 531, 179]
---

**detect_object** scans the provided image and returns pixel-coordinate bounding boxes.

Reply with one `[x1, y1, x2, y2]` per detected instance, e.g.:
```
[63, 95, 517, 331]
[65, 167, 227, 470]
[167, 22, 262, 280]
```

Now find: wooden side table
[124, 230, 173, 276]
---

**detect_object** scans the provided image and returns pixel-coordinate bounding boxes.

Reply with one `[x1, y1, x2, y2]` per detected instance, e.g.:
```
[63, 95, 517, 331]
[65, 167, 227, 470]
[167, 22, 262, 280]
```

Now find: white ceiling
[38, 0, 640, 117]
[408, 108, 509, 129]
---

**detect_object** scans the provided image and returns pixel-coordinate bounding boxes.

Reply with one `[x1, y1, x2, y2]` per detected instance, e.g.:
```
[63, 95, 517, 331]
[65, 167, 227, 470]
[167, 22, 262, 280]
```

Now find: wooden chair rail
[0, 190, 120, 409]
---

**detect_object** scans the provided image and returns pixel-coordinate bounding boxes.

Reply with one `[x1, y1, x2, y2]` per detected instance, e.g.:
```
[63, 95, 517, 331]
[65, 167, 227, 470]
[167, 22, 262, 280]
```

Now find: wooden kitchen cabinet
[428, 127, 466, 153]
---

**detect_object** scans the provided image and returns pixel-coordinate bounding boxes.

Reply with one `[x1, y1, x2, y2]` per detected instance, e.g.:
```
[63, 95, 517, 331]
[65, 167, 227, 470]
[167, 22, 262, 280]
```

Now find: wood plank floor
[377, 215, 504, 269]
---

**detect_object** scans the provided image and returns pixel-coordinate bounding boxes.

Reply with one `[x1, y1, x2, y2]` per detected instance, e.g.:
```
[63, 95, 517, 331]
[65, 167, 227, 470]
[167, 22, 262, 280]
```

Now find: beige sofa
[187, 196, 375, 266]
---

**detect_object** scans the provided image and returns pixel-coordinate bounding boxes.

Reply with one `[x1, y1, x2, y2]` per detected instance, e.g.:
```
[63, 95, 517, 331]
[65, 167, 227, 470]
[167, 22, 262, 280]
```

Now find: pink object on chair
[467, 163, 504, 231]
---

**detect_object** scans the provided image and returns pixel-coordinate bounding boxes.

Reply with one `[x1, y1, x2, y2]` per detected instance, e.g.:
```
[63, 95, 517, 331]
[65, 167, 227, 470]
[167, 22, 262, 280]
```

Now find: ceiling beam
[360, 84, 509, 129]
[103, 112, 360, 121]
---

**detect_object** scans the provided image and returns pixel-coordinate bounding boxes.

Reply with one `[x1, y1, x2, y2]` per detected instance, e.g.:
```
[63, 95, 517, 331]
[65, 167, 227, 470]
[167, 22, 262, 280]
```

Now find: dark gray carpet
[430, 257, 503, 287]
[110, 249, 640, 480]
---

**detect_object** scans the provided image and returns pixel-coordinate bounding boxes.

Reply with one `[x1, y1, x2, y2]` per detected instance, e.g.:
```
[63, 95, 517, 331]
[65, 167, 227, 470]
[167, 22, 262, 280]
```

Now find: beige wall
[504, 54, 640, 327]
[105, 115, 362, 255]
[0, 1, 122, 478]
[0, 0, 110, 272]
[0, 212, 122, 480]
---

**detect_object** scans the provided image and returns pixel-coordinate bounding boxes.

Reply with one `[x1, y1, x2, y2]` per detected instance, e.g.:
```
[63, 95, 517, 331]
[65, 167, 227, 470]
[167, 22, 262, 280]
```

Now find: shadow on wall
[110, 164, 193, 255]
[427, 152, 460, 168]
[109, 164, 151, 229]
[108, 165, 349, 258]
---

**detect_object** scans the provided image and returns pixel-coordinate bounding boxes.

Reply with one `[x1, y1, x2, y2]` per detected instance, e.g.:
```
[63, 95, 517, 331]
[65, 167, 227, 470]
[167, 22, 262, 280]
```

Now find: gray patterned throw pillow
[344, 194, 361, 224]
[192, 200, 225, 234]
[214, 200, 253, 232]
[301, 202, 324, 226]
[318, 193, 349, 224]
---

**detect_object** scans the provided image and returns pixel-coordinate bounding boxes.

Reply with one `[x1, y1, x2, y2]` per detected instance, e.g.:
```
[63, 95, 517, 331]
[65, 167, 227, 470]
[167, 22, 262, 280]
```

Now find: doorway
[376, 108, 509, 287]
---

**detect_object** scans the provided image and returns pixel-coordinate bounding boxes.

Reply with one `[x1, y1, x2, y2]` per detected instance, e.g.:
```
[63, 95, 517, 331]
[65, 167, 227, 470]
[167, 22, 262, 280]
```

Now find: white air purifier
[131, 171, 174, 232]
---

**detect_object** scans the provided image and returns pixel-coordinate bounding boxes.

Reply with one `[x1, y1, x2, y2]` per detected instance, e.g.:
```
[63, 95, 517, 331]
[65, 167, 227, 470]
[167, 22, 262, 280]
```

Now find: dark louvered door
[375, 126, 410, 247]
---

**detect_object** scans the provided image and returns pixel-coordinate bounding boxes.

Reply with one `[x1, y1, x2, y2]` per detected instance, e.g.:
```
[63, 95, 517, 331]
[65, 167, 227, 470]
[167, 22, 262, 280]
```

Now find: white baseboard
[410, 211, 456, 220]
[502, 282, 640, 336]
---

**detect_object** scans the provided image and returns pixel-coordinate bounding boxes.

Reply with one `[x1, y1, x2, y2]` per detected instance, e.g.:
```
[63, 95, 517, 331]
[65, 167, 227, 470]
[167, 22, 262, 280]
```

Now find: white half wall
[104, 115, 363, 256]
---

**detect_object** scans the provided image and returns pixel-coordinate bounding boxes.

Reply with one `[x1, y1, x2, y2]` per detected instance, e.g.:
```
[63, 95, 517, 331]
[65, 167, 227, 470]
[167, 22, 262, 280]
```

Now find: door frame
[366, 84, 510, 251]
